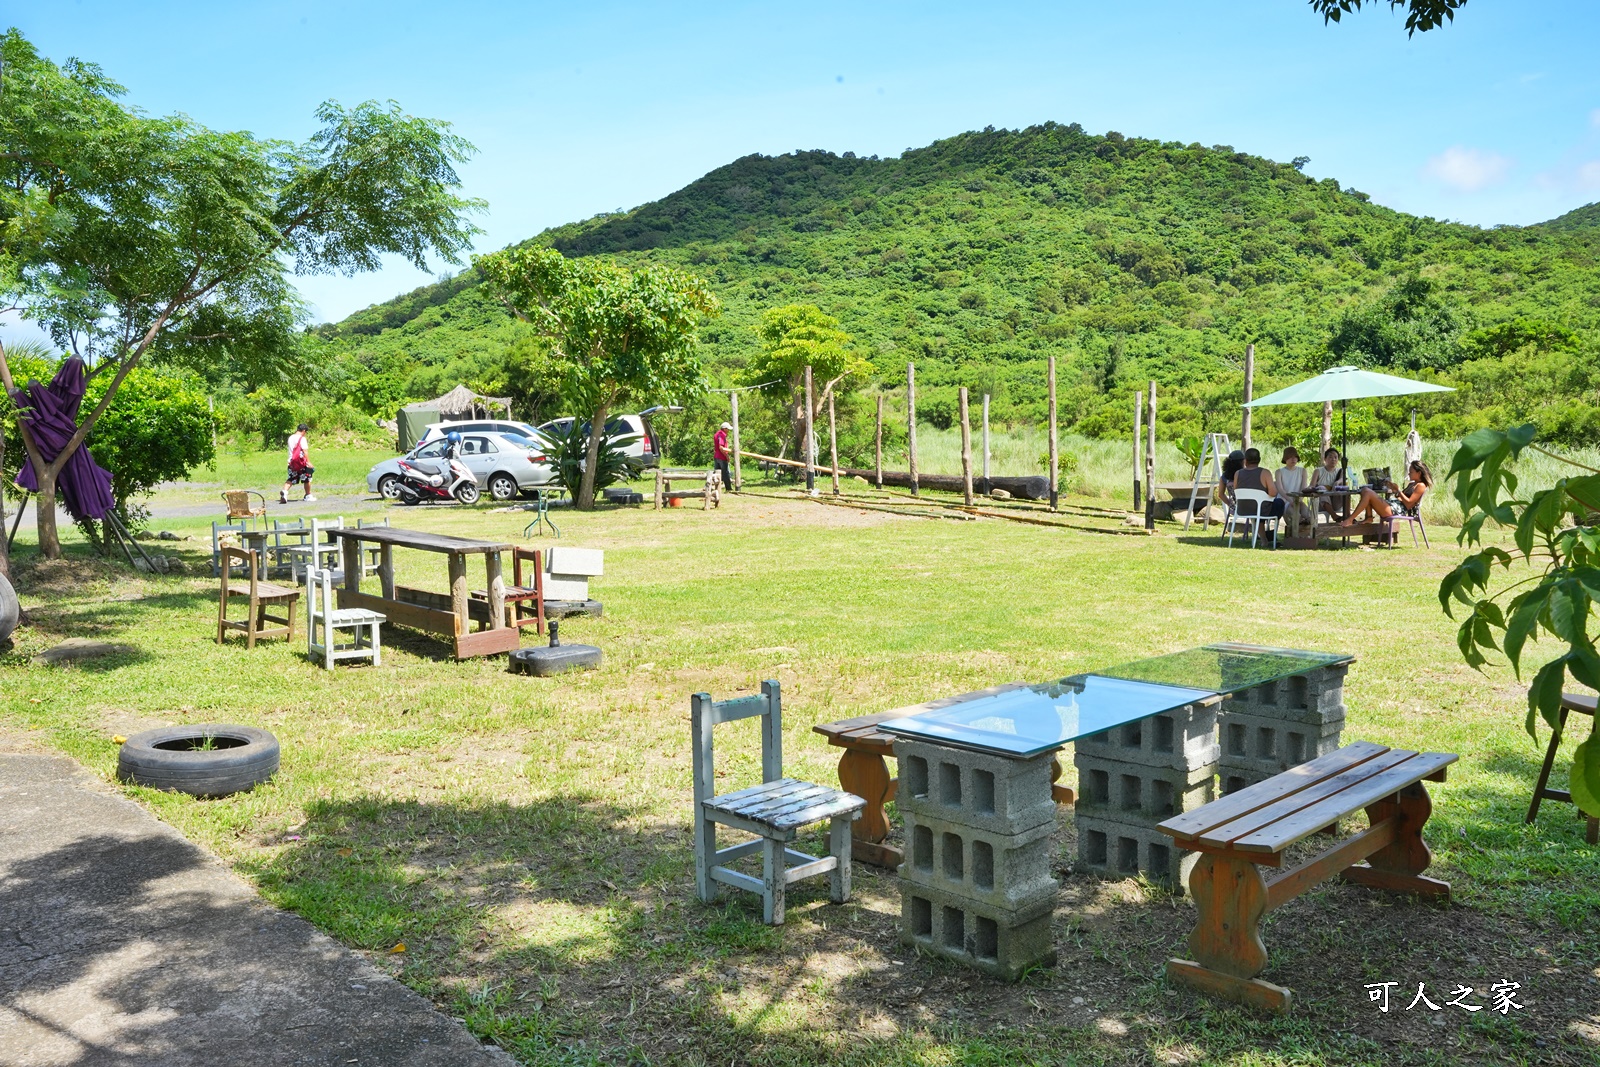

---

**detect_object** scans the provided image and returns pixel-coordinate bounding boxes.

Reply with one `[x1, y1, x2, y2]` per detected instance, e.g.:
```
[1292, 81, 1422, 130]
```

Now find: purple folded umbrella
[9, 357, 115, 522]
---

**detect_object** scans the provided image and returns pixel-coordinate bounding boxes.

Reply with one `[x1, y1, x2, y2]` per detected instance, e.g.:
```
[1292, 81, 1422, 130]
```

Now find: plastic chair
[691, 680, 864, 925]
[1383, 506, 1430, 548]
[1226, 488, 1280, 549]
[305, 566, 385, 669]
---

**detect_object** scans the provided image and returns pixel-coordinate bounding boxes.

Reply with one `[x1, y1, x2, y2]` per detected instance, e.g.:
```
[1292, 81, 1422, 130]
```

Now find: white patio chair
[305, 566, 385, 669]
[1226, 488, 1280, 549]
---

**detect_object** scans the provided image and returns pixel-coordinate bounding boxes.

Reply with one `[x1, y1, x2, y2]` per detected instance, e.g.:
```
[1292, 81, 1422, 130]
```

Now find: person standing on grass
[281, 423, 317, 504]
[713, 421, 733, 490]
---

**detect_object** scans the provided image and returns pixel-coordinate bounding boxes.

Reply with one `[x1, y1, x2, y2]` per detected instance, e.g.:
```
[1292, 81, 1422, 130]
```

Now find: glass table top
[880, 644, 1352, 758]
[1091, 643, 1353, 696]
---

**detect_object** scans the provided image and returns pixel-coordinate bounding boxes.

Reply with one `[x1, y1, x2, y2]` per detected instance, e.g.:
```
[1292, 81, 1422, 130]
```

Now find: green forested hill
[317, 122, 1600, 450]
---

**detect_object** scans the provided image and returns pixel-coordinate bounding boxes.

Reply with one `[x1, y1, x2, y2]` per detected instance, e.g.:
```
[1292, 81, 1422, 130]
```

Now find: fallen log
[739, 450, 1049, 501]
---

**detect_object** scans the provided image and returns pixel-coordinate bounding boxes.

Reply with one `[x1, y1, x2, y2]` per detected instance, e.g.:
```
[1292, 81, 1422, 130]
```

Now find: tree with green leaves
[1440, 425, 1600, 821]
[0, 30, 483, 557]
[475, 246, 718, 509]
[1312, 0, 1466, 35]
[85, 368, 215, 527]
[1325, 275, 1463, 372]
[743, 304, 872, 461]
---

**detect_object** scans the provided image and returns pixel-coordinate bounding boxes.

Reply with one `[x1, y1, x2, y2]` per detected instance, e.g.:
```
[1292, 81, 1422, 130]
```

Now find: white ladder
[1182, 433, 1232, 531]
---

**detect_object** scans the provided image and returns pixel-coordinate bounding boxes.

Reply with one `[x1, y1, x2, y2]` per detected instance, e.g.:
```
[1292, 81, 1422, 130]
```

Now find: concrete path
[0, 740, 514, 1067]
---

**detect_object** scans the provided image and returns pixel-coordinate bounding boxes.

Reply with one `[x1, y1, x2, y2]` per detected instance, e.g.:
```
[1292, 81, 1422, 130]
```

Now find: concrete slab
[0, 743, 513, 1067]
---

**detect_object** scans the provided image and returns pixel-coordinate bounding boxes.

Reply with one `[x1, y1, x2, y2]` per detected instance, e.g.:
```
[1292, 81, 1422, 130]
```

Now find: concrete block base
[900, 882, 1056, 982]
[1074, 756, 1215, 823]
[1075, 812, 1197, 891]
[901, 811, 1058, 912]
[894, 739, 1056, 834]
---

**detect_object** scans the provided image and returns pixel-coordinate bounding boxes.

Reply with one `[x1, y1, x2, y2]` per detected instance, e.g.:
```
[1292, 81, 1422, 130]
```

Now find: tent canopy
[1244, 365, 1454, 408]
[403, 384, 512, 418]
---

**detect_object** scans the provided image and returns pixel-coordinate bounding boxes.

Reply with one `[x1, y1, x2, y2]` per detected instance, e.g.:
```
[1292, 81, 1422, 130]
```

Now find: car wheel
[378, 474, 402, 500]
[488, 473, 518, 501]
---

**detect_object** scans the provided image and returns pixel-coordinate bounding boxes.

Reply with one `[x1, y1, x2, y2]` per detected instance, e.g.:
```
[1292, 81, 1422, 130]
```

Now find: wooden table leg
[1167, 852, 1290, 1013]
[342, 538, 362, 594]
[1341, 782, 1450, 898]
[486, 551, 506, 633]
[448, 552, 468, 638]
[1050, 756, 1075, 805]
[379, 543, 395, 601]
[837, 749, 900, 868]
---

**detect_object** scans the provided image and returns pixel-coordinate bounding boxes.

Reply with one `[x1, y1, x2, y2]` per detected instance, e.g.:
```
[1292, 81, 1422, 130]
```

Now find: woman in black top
[1344, 460, 1432, 526]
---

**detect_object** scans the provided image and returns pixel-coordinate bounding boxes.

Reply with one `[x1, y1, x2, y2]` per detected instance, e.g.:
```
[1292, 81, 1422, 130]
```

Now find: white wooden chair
[356, 517, 388, 577]
[1226, 487, 1280, 549]
[290, 517, 345, 584]
[305, 566, 385, 669]
[692, 680, 864, 924]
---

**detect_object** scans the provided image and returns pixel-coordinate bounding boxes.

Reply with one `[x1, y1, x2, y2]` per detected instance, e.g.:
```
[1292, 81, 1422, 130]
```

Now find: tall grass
[900, 425, 1600, 527]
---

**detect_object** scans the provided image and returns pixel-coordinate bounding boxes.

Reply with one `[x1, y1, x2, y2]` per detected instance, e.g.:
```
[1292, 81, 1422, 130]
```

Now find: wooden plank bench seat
[1158, 740, 1457, 1013]
[813, 686, 1073, 869]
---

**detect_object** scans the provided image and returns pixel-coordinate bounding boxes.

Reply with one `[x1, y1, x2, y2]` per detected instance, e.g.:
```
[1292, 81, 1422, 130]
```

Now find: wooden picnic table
[814, 685, 1073, 869]
[326, 526, 520, 660]
[1281, 488, 1397, 547]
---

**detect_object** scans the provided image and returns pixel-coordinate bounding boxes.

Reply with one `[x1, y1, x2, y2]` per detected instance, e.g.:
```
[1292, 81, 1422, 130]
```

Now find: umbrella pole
[1341, 401, 1348, 484]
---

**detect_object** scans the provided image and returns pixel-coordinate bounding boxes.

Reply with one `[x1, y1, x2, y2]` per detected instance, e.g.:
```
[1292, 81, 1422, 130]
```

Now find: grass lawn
[2, 486, 1596, 1066]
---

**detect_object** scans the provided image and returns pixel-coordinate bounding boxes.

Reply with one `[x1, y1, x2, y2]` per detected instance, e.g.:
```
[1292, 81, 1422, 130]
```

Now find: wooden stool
[1159, 741, 1456, 1013]
[692, 681, 864, 925]
[1527, 692, 1600, 845]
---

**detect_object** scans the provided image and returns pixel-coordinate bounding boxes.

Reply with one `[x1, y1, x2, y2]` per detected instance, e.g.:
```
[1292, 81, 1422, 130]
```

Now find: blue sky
[9, 0, 1600, 327]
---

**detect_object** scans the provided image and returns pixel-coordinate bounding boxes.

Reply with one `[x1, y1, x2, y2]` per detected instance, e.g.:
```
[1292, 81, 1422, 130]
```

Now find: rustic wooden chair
[305, 566, 385, 669]
[221, 490, 267, 525]
[355, 518, 389, 577]
[470, 547, 545, 633]
[1527, 691, 1600, 845]
[692, 680, 865, 924]
[216, 546, 300, 648]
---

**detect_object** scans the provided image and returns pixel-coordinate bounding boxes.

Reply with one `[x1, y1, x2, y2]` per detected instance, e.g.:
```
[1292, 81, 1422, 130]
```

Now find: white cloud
[1578, 161, 1600, 190]
[1422, 146, 1515, 192]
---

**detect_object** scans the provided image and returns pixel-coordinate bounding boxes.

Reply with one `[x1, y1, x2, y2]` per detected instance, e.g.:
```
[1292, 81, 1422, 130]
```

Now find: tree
[0, 30, 483, 556]
[474, 246, 718, 509]
[1440, 425, 1600, 820]
[743, 305, 871, 460]
[1325, 275, 1463, 372]
[1312, 0, 1467, 35]
[84, 368, 215, 526]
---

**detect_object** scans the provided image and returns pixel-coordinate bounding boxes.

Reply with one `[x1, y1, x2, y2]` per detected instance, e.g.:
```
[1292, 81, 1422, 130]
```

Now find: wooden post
[804, 365, 816, 494]
[907, 363, 919, 497]
[448, 552, 468, 639]
[1321, 400, 1333, 459]
[981, 393, 991, 492]
[959, 387, 974, 506]
[1047, 355, 1059, 512]
[1133, 389, 1144, 511]
[379, 543, 395, 601]
[654, 467, 664, 510]
[730, 391, 742, 492]
[1241, 342, 1255, 452]
[874, 393, 884, 489]
[1145, 381, 1158, 531]
[486, 551, 506, 632]
[828, 391, 840, 496]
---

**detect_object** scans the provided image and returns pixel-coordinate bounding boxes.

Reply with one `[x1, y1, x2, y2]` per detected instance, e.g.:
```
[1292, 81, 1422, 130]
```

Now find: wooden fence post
[828, 392, 840, 496]
[654, 467, 663, 510]
[959, 387, 974, 506]
[804, 365, 816, 494]
[1047, 355, 1059, 512]
[1145, 381, 1158, 531]
[907, 363, 919, 497]
[981, 393, 991, 492]
[875, 393, 884, 489]
[1133, 389, 1144, 511]
[1241, 342, 1255, 452]
[730, 390, 742, 492]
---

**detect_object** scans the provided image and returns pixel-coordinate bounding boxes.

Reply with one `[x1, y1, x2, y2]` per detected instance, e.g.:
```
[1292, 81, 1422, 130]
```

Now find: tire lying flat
[117, 723, 280, 798]
[0, 572, 18, 644]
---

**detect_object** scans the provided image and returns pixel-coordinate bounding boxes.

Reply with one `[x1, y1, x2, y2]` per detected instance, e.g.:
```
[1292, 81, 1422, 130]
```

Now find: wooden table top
[814, 683, 1031, 754]
[325, 526, 514, 555]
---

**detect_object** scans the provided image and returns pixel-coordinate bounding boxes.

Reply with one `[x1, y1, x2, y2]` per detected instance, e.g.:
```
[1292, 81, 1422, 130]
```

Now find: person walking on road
[713, 421, 733, 490]
[281, 423, 317, 503]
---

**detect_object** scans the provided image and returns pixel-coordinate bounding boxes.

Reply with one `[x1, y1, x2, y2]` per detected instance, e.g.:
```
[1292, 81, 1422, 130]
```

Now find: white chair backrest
[690, 681, 783, 807]
[307, 565, 336, 622]
[1232, 487, 1270, 518]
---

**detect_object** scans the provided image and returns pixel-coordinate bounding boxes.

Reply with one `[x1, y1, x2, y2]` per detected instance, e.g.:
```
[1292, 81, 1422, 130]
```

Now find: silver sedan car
[368, 432, 557, 502]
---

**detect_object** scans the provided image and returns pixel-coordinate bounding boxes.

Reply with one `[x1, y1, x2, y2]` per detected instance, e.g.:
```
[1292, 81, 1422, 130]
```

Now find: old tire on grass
[117, 723, 280, 798]
[0, 572, 18, 644]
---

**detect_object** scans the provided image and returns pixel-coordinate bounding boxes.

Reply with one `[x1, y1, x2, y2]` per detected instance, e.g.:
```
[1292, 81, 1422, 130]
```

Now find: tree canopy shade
[0, 29, 484, 556]
[474, 246, 719, 508]
[744, 304, 871, 458]
[1311, 0, 1467, 35]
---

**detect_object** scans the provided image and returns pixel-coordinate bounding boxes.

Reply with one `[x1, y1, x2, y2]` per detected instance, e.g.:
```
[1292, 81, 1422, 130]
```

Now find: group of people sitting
[1218, 445, 1432, 533]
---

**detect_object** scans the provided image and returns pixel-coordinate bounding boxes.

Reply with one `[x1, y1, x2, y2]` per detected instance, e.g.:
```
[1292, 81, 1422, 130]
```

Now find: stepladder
[1183, 433, 1233, 531]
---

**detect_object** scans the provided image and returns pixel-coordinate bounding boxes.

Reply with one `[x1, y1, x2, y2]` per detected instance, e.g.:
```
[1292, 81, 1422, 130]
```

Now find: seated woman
[1308, 447, 1345, 522]
[1275, 447, 1310, 527]
[1218, 449, 1245, 509]
[1343, 460, 1432, 527]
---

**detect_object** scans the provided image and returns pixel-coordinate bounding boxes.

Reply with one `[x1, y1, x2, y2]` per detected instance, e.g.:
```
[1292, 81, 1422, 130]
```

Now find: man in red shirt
[712, 421, 732, 490]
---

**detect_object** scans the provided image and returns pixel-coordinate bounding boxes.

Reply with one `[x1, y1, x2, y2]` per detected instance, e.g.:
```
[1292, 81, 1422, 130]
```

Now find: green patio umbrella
[1243, 366, 1454, 480]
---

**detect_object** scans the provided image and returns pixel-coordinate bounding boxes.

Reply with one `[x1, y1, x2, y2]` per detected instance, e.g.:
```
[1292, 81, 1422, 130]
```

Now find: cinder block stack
[1072, 696, 1221, 889]
[894, 739, 1059, 981]
[1216, 663, 1349, 795]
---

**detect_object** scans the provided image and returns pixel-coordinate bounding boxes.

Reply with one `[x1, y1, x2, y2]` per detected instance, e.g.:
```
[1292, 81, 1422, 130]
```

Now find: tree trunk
[34, 472, 61, 557]
[577, 402, 609, 510]
[0, 430, 8, 579]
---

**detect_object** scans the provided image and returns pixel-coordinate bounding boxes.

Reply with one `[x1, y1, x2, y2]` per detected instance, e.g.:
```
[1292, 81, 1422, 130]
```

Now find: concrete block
[1217, 712, 1343, 784]
[900, 811, 1058, 912]
[893, 740, 1056, 835]
[899, 881, 1056, 982]
[1073, 757, 1215, 823]
[1073, 698, 1222, 770]
[1075, 812, 1197, 891]
[545, 546, 604, 576]
[542, 576, 590, 601]
[1223, 663, 1348, 726]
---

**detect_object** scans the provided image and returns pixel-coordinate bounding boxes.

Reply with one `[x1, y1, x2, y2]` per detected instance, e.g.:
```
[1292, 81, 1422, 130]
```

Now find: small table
[326, 526, 519, 660]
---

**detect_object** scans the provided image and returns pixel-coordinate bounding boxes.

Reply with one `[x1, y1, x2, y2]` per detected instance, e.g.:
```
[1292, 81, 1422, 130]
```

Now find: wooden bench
[1158, 740, 1456, 1013]
[814, 686, 1073, 870]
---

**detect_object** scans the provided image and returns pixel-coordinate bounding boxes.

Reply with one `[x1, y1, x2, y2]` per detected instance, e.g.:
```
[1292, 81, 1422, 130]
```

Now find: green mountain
[318, 122, 1600, 449]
